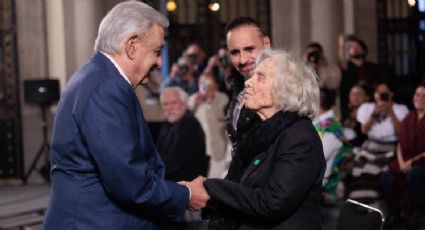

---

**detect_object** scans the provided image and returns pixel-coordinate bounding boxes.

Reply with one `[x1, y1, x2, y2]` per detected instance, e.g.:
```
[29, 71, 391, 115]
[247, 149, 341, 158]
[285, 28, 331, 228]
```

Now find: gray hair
[94, 1, 169, 54]
[256, 49, 320, 119]
[160, 87, 189, 104]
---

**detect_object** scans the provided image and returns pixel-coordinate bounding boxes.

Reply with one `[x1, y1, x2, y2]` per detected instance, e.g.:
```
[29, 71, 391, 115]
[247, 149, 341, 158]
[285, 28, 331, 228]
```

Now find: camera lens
[179, 64, 189, 74]
[307, 50, 321, 64]
[380, 92, 390, 101]
[219, 56, 230, 66]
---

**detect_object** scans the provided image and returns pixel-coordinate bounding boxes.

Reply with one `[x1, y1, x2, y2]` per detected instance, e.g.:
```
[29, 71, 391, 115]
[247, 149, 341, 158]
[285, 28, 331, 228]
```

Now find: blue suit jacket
[43, 52, 189, 230]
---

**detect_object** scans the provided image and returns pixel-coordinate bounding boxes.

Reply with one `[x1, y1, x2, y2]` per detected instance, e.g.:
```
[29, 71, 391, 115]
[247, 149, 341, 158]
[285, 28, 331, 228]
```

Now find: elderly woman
[204, 49, 325, 229]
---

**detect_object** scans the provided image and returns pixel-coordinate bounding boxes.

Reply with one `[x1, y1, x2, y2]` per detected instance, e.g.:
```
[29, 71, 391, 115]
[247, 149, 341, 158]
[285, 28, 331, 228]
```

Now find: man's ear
[125, 34, 139, 60]
[263, 36, 271, 48]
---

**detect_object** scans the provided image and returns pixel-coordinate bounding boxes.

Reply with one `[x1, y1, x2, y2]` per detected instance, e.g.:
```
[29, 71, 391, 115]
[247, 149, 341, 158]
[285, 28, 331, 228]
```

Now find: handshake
[179, 176, 210, 212]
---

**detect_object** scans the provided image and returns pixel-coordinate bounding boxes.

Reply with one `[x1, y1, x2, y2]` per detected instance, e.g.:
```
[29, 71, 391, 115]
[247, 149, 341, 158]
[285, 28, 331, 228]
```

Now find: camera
[379, 92, 390, 101]
[178, 64, 189, 74]
[307, 50, 322, 64]
[219, 56, 230, 67]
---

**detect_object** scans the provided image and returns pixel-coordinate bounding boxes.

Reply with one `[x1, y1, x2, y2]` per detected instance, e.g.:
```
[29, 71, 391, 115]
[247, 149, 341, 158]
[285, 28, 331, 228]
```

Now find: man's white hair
[256, 49, 320, 119]
[160, 87, 189, 104]
[94, 1, 169, 54]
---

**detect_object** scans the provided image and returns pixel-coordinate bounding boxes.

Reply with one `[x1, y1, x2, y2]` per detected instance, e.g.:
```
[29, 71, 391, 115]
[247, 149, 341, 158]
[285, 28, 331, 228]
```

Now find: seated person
[157, 87, 208, 182]
[314, 88, 351, 200]
[347, 82, 409, 204]
[380, 83, 425, 228]
[342, 84, 370, 148]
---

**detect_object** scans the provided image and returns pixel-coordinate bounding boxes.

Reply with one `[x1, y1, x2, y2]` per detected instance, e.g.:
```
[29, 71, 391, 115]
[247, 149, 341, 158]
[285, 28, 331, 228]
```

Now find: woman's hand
[400, 159, 413, 173]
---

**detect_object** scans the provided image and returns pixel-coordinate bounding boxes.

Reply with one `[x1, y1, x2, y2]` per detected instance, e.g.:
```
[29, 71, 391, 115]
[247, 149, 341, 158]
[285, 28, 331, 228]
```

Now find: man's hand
[169, 63, 180, 79]
[182, 176, 210, 211]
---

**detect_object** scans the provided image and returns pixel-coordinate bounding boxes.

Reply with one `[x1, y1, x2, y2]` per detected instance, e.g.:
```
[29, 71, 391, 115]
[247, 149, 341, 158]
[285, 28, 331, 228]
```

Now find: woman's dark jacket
[204, 111, 326, 230]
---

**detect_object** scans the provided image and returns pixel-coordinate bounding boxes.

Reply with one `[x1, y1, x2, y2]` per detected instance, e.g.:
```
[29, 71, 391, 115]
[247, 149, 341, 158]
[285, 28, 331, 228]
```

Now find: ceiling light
[166, 0, 177, 12]
[208, 2, 220, 12]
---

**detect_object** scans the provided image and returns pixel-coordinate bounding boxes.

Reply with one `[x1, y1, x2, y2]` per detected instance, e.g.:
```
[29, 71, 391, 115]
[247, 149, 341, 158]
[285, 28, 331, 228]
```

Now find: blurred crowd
[137, 34, 425, 229]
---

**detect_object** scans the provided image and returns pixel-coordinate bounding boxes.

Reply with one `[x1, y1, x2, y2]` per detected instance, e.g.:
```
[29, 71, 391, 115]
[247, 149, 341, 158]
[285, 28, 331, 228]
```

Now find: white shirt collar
[100, 52, 131, 86]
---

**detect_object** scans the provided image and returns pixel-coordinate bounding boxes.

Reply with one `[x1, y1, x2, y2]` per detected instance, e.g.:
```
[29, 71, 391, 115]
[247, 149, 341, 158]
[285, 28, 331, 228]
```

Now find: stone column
[63, 0, 105, 80]
[353, 0, 378, 62]
[343, 0, 355, 35]
[15, 0, 49, 182]
[270, 0, 311, 57]
[45, 0, 66, 90]
[311, 0, 343, 65]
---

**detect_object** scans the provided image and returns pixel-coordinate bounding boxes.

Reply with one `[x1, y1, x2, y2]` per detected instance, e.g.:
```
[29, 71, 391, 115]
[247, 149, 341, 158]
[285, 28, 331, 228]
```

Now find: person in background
[187, 72, 229, 178]
[163, 56, 198, 95]
[314, 88, 350, 201]
[43, 2, 209, 229]
[222, 16, 271, 180]
[203, 49, 325, 230]
[158, 86, 210, 229]
[380, 83, 425, 229]
[342, 84, 370, 148]
[184, 43, 208, 77]
[203, 45, 233, 95]
[303, 42, 341, 91]
[358, 83, 408, 140]
[157, 86, 209, 182]
[347, 82, 409, 205]
[338, 34, 390, 122]
[205, 16, 271, 228]
[135, 70, 165, 141]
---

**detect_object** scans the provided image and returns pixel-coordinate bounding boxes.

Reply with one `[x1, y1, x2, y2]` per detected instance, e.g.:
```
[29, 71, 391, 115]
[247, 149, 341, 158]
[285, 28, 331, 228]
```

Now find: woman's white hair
[94, 1, 169, 54]
[256, 49, 320, 119]
[160, 87, 189, 104]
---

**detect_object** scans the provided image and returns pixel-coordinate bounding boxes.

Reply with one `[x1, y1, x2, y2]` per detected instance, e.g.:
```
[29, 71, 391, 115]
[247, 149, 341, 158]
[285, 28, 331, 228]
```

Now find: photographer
[346, 82, 408, 204]
[358, 83, 408, 138]
[183, 43, 207, 78]
[303, 42, 341, 91]
[164, 56, 198, 95]
[338, 34, 392, 122]
[203, 46, 233, 94]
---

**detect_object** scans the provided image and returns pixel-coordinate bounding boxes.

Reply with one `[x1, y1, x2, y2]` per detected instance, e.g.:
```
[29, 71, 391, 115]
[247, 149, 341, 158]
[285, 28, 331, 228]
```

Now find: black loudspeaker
[24, 79, 60, 104]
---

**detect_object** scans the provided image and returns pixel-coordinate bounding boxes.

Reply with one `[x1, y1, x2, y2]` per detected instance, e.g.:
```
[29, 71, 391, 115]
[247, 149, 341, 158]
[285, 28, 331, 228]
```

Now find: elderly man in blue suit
[43, 2, 209, 229]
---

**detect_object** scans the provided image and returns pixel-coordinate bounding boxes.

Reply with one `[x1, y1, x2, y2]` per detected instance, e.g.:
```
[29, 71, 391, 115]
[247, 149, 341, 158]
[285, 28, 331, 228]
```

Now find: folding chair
[335, 199, 385, 230]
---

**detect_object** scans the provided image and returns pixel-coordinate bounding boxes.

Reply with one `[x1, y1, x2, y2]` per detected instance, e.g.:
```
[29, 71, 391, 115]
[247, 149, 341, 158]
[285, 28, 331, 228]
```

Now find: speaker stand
[23, 104, 50, 184]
